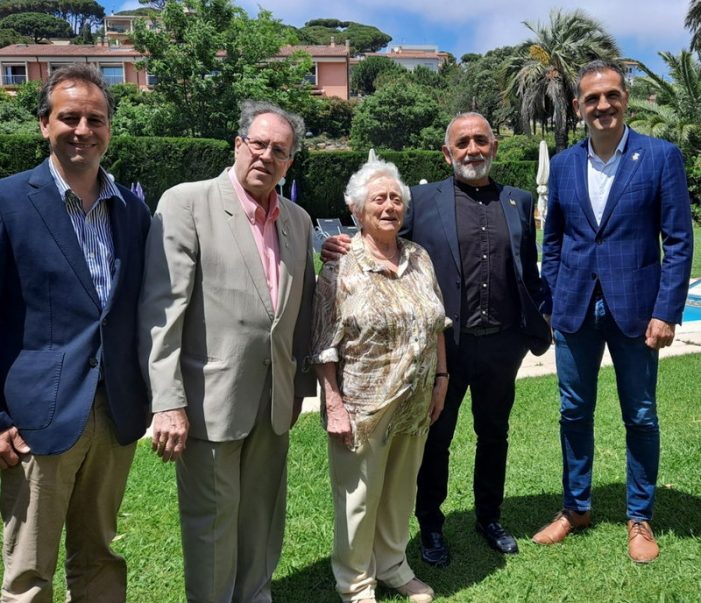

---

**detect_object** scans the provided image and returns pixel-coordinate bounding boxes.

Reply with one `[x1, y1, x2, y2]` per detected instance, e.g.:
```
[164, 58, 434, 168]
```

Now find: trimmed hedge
[0, 135, 233, 211]
[0, 134, 537, 218]
[287, 149, 538, 221]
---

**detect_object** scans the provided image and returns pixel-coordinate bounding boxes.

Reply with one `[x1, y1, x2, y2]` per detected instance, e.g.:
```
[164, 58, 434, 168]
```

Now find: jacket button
[102, 319, 108, 326]
[263, 358, 271, 366]
[595, 238, 603, 245]
[591, 273, 597, 280]
[89, 357, 98, 368]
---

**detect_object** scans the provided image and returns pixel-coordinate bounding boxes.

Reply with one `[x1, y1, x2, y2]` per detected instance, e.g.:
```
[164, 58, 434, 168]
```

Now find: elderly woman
[311, 160, 449, 603]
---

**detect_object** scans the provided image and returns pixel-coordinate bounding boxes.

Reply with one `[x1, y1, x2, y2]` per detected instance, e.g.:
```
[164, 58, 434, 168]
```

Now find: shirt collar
[351, 231, 411, 277]
[587, 125, 629, 164]
[48, 156, 125, 207]
[228, 166, 280, 225]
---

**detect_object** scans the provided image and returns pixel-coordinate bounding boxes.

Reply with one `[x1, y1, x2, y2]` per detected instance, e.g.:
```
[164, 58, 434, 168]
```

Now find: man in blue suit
[534, 61, 693, 563]
[0, 65, 151, 599]
[323, 112, 551, 564]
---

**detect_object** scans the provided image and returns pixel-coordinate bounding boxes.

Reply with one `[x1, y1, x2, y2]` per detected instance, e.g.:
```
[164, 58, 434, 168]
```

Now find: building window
[147, 72, 157, 86]
[303, 64, 317, 86]
[2, 65, 26, 85]
[100, 65, 124, 85]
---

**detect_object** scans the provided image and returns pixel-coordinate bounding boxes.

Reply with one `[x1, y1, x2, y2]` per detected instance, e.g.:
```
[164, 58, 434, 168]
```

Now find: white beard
[452, 154, 492, 182]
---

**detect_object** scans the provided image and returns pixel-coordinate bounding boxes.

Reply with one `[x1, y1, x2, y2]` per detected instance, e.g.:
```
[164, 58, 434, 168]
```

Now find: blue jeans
[554, 298, 660, 521]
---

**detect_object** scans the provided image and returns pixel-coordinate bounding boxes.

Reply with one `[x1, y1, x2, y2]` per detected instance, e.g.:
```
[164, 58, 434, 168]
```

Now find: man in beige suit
[139, 100, 317, 603]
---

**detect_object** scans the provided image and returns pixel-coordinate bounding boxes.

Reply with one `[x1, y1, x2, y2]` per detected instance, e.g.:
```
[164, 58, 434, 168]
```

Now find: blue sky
[106, 0, 692, 76]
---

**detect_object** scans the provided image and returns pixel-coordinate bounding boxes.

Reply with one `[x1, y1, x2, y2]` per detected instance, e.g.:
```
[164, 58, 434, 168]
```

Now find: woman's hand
[325, 392, 353, 448]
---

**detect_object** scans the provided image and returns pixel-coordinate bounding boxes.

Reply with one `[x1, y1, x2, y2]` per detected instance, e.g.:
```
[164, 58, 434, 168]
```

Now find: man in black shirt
[322, 112, 550, 564]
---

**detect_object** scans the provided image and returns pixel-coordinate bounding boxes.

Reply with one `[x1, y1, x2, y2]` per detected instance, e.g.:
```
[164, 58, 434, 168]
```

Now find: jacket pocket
[4, 350, 64, 429]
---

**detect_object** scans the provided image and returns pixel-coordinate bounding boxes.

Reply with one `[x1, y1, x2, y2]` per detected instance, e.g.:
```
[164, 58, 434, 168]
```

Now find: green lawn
[10, 353, 700, 602]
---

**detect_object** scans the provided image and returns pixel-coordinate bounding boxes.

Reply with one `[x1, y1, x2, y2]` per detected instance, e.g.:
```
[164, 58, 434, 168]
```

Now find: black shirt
[454, 179, 520, 329]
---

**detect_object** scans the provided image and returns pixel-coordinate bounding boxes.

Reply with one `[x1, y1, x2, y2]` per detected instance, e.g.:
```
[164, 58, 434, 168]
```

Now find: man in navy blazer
[534, 61, 693, 563]
[324, 113, 551, 563]
[0, 65, 150, 599]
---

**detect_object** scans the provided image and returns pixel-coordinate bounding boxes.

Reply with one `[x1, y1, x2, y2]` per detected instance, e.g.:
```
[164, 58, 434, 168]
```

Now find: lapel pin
[509, 198, 516, 206]
[632, 152, 640, 161]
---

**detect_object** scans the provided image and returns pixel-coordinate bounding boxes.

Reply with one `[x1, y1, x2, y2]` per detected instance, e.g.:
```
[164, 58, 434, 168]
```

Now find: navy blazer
[402, 176, 551, 356]
[542, 129, 694, 337]
[0, 159, 152, 454]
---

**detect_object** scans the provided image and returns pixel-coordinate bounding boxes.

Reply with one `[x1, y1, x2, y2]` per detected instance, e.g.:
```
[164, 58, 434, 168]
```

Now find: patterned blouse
[311, 233, 449, 447]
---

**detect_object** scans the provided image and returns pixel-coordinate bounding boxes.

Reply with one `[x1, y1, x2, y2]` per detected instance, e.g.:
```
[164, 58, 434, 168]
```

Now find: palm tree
[502, 9, 621, 152]
[685, 0, 701, 53]
[628, 50, 701, 156]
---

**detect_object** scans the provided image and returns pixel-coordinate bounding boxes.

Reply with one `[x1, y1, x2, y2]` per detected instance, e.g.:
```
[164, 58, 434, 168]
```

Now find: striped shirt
[48, 158, 125, 308]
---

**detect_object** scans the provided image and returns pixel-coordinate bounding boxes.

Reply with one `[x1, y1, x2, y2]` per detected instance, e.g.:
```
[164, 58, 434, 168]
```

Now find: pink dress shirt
[229, 168, 281, 312]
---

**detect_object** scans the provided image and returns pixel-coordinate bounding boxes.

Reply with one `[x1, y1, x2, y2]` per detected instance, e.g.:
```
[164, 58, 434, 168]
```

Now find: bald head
[442, 112, 498, 186]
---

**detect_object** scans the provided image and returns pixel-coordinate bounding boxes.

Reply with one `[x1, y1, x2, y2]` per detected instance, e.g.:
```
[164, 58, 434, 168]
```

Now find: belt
[461, 325, 505, 336]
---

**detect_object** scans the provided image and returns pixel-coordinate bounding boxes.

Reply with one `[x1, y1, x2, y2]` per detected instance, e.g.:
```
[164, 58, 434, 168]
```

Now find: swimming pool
[684, 279, 701, 322]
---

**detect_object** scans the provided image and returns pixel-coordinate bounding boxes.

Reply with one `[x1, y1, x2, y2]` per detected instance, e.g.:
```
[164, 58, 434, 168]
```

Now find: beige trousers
[0, 387, 136, 603]
[176, 386, 289, 603]
[328, 409, 427, 602]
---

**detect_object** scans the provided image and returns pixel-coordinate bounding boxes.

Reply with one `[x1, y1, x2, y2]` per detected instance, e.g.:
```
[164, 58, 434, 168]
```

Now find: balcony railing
[3, 74, 27, 85]
[102, 74, 124, 85]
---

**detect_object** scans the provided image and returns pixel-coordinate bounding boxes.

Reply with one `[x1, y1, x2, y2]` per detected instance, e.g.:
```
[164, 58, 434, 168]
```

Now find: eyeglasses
[240, 136, 292, 162]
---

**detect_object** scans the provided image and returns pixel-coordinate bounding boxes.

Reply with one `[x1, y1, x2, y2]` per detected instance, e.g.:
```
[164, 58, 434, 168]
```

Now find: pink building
[0, 44, 150, 87]
[0, 42, 350, 99]
[276, 43, 350, 100]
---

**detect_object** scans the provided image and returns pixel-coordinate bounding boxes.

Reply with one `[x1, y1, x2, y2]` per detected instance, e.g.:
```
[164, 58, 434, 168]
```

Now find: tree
[442, 46, 520, 134]
[133, 0, 314, 140]
[628, 50, 701, 156]
[350, 81, 446, 150]
[0, 12, 72, 42]
[296, 19, 391, 54]
[503, 9, 620, 151]
[0, 26, 30, 47]
[351, 56, 405, 95]
[0, 0, 103, 35]
[686, 0, 701, 53]
[301, 96, 355, 138]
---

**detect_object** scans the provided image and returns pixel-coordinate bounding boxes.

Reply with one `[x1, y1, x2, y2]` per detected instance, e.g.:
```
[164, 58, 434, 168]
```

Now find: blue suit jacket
[542, 129, 694, 337]
[402, 176, 551, 355]
[0, 159, 152, 454]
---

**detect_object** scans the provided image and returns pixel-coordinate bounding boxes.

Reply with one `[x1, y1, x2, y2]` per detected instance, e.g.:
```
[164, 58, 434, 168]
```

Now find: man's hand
[645, 318, 676, 350]
[151, 409, 189, 462]
[320, 234, 352, 262]
[0, 427, 30, 470]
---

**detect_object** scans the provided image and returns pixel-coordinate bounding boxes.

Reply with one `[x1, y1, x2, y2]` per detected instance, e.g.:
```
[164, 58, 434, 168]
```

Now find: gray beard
[452, 155, 492, 182]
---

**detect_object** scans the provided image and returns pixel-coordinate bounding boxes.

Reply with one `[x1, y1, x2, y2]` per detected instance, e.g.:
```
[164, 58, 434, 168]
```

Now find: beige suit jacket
[138, 169, 317, 440]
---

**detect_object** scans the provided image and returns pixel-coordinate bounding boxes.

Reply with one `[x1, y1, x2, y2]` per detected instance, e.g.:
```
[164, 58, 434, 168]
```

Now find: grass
[8, 353, 700, 602]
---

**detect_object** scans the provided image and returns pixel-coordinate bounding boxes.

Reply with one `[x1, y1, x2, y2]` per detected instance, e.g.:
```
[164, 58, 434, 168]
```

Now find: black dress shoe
[476, 521, 519, 554]
[420, 531, 450, 567]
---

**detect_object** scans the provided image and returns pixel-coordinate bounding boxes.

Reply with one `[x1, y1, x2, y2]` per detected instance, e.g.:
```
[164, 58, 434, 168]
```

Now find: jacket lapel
[27, 160, 101, 311]
[435, 176, 461, 272]
[597, 131, 644, 232]
[275, 202, 293, 318]
[103, 194, 129, 314]
[572, 140, 599, 232]
[218, 170, 275, 319]
[498, 185, 524, 279]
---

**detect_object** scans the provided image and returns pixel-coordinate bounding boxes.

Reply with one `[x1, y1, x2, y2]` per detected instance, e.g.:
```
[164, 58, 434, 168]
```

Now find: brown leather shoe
[395, 578, 434, 603]
[627, 520, 659, 563]
[532, 509, 592, 545]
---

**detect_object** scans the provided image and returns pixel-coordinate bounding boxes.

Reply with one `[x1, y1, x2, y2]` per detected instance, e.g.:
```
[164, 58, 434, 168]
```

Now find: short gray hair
[444, 111, 495, 146]
[238, 100, 305, 155]
[344, 159, 411, 214]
